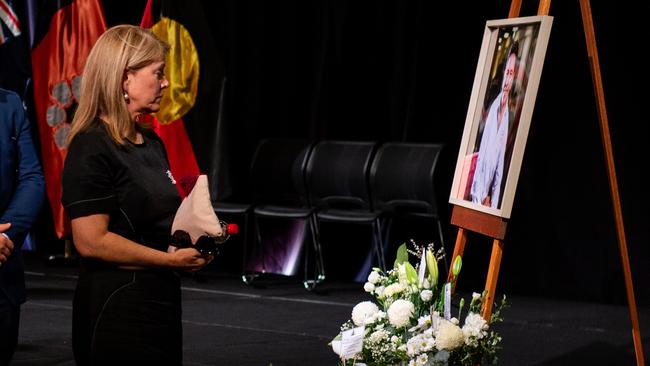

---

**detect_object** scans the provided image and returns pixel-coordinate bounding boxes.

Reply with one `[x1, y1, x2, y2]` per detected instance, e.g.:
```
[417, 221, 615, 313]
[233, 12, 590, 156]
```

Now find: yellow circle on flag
[151, 17, 199, 124]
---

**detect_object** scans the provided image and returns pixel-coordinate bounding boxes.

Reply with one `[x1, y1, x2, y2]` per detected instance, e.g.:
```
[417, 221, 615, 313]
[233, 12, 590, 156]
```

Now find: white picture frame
[449, 15, 553, 218]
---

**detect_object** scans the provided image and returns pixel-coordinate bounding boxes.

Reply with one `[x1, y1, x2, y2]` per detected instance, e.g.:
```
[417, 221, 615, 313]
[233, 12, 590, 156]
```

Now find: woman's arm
[71, 214, 211, 272]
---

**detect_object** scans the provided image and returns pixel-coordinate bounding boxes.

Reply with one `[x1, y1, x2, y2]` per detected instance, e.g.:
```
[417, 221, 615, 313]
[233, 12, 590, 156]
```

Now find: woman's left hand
[168, 247, 214, 272]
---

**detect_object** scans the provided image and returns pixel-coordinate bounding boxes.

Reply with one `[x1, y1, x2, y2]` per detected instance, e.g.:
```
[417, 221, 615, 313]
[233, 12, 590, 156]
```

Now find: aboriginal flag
[140, 0, 229, 199]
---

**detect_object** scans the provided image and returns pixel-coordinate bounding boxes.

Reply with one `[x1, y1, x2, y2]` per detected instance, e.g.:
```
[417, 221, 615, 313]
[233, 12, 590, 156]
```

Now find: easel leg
[482, 239, 504, 321]
[448, 228, 467, 293]
[579, 0, 645, 363]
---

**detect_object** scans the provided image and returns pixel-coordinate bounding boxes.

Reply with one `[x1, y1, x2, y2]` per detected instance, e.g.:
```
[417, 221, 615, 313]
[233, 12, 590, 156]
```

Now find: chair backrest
[306, 140, 377, 210]
[249, 138, 313, 207]
[369, 142, 444, 217]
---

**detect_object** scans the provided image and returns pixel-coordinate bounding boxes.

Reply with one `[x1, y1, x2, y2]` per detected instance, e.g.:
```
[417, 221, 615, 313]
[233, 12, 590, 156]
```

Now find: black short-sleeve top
[62, 119, 181, 252]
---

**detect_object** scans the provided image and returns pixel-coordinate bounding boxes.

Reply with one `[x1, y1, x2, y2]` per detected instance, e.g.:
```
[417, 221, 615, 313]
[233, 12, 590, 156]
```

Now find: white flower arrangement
[435, 319, 465, 351]
[387, 299, 415, 328]
[330, 241, 508, 366]
[352, 301, 380, 327]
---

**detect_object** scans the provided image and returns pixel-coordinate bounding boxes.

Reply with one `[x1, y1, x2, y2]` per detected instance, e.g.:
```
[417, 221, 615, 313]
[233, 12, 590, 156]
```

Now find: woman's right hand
[168, 247, 214, 272]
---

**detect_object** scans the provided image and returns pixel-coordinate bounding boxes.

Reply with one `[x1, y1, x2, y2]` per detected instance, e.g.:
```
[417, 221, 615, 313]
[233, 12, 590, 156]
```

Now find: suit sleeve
[0, 93, 45, 247]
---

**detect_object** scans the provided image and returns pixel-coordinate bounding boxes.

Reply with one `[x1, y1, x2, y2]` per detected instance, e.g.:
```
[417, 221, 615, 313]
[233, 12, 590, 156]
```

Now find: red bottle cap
[227, 223, 239, 235]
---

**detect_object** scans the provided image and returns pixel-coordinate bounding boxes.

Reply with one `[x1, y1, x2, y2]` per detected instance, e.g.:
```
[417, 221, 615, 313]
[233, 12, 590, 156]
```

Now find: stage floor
[13, 253, 649, 365]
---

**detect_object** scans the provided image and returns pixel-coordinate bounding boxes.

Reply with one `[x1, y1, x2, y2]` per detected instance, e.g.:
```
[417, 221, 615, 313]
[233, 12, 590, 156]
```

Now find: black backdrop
[97, 0, 647, 305]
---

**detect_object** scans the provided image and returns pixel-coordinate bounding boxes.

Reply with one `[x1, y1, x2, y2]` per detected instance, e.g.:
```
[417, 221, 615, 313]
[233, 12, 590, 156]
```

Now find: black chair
[243, 138, 322, 287]
[212, 201, 253, 276]
[305, 140, 385, 282]
[369, 142, 447, 270]
[207, 77, 254, 274]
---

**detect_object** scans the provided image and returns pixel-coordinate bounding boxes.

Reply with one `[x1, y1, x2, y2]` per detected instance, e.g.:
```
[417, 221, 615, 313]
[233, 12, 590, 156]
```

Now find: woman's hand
[168, 247, 214, 272]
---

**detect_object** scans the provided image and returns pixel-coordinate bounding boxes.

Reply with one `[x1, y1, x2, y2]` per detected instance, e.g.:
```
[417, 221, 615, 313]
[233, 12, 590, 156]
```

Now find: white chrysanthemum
[406, 329, 436, 358]
[364, 282, 375, 292]
[462, 312, 488, 343]
[436, 319, 465, 350]
[368, 270, 381, 284]
[425, 336, 436, 350]
[351, 301, 379, 326]
[387, 299, 415, 328]
[406, 334, 419, 356]
[416, 353, 429, 366]
[411, 314, 431, 332]
[420, 289, 433, 302]
[383, 283, 405, 297]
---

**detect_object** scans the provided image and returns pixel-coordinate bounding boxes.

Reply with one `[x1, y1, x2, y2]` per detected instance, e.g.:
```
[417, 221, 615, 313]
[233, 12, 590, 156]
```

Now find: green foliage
[393, 243, 409, 268]
[426, 249, 439, 286]
[452, 255, 463, 277]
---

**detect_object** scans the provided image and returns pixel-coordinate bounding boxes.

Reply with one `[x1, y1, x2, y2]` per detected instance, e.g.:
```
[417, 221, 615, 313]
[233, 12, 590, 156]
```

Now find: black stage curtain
[101, 0, 647, 305]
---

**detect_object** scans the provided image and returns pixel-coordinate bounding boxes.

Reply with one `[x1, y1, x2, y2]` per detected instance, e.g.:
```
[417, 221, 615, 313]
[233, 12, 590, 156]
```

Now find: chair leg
[242, 214, 264, 285]
[372, 217, 386, 271]
[312, 216, 325, 283]
[382, 217, 394, 267]
[303, 215, 325, 291]
[240, 213, 250, 275]
[356, 219, 387, 281]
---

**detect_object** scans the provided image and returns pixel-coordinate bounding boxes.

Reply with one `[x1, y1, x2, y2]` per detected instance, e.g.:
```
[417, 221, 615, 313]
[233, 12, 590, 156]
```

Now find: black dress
[61, 119, 182, 366]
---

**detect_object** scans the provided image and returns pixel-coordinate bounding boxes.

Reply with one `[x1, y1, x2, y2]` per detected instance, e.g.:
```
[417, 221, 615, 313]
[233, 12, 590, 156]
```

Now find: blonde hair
[68, 25, 170, 146]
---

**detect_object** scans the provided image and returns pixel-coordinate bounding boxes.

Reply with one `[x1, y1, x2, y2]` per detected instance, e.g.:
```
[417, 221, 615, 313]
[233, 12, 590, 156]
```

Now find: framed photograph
[449, 15, 553, 218]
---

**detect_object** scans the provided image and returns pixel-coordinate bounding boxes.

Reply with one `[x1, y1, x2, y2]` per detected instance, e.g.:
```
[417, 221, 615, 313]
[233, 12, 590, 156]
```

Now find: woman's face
[123, 60, 169, 118]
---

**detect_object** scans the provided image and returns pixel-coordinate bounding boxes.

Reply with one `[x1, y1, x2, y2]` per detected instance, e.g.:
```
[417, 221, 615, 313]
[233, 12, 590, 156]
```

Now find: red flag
[140, 0, 200, 197]
[30, 0, 106, 238]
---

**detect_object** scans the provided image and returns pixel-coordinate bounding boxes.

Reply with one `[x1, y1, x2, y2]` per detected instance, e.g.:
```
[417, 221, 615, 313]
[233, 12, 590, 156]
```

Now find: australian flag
[0, 0, 30, 98]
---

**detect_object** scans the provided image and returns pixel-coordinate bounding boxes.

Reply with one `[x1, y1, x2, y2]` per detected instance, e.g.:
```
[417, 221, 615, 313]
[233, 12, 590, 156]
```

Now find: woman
[61, 25, 212, 366]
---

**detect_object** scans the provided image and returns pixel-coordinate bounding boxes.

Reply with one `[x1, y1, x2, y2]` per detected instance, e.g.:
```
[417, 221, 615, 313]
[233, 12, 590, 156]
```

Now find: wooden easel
[446, 0, 646, 364]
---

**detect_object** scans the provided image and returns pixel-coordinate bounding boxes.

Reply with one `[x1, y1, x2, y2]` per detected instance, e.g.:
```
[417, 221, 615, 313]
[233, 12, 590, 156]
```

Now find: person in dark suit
[0, 87, 45, 365]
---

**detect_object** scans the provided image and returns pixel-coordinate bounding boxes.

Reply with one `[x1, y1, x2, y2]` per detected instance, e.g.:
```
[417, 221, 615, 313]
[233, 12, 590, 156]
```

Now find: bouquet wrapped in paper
[171, 175, 238, 255]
